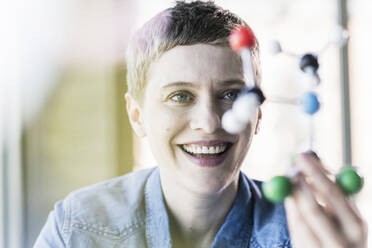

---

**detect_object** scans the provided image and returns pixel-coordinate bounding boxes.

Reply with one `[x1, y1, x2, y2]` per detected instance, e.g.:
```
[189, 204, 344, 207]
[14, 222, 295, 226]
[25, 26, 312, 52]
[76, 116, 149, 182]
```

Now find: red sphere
[229, 27, 256, 52]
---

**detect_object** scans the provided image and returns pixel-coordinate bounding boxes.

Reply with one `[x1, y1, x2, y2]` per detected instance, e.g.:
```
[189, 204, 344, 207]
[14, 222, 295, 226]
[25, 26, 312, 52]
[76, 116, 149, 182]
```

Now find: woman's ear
[125, 93, 146, 138]
[254, 108, 262, 135]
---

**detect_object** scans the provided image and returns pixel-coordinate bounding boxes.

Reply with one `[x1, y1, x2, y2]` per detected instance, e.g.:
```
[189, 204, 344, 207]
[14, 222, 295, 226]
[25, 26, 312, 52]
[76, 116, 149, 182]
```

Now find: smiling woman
[34, 1, 366, 248]
[129, 44, 259, 197]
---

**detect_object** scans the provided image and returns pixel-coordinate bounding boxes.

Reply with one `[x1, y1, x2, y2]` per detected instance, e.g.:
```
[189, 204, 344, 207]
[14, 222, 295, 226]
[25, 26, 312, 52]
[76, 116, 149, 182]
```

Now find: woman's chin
[181, 173, 238, 196]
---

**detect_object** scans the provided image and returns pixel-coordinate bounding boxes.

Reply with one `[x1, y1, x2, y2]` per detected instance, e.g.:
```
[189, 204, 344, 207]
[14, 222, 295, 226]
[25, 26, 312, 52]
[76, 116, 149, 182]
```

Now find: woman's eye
[222, 90, 240, 101]
[169, 91, 194, 103]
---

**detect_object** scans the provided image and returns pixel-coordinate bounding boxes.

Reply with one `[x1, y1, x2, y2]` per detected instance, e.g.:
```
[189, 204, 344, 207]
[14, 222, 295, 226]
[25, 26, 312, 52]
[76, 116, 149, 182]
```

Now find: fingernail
[305, 150, 320, 161]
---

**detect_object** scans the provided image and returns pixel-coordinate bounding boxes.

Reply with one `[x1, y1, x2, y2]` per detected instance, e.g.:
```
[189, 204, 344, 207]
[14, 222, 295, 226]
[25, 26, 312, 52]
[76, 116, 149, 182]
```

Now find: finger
[292, 176, 348, 247]
[295, 153, 365, 243]
[285, 197, 321, 248]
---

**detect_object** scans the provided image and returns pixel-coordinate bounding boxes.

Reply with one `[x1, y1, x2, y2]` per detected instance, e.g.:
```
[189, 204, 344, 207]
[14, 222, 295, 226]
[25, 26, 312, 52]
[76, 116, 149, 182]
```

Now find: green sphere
[337, 167, 364, 195]
[262, 176, 293, 203]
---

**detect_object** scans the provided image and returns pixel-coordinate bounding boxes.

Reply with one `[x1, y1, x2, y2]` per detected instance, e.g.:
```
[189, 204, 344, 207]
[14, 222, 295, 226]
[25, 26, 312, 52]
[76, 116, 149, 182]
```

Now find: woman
[35, 1, 366, 247]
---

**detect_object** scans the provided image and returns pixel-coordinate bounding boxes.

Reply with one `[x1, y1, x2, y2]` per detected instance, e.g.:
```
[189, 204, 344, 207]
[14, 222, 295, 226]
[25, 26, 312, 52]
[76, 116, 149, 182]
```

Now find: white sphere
[232, 94, 259, 123]
[328, 26, 349, 46]
[268, 40, 282, 54]
[222, 110, 246, 134]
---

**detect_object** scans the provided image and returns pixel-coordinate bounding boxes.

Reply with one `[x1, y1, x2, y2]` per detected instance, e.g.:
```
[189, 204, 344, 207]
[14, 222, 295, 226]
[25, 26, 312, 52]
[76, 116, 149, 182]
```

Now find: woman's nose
[189, 103, 221, 134]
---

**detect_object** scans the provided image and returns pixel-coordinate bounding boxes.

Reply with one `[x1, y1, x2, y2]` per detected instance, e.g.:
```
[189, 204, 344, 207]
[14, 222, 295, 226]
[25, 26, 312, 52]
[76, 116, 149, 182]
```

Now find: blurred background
[1, 0, 371, 247]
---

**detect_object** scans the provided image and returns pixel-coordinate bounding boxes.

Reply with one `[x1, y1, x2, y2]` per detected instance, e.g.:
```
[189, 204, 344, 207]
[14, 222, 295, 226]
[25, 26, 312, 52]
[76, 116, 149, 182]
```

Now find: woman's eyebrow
[161, 82, 198, 89]
[218, 79, 246, 87]
[160, 79, 245, 89]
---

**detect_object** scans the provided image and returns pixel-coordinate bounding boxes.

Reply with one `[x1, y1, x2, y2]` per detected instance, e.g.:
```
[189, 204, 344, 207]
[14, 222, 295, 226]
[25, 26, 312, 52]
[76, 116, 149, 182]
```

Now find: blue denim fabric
[34, 167, 292, 247]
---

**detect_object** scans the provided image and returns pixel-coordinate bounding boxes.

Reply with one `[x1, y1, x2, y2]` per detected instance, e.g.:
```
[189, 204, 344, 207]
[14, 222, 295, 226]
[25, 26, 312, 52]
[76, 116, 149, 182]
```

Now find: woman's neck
[161, 175, 239, 248]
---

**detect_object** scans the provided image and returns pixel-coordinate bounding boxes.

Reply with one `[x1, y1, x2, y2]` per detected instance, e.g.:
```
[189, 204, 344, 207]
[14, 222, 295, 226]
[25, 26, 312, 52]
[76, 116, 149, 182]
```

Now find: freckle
[165, 127, 171, 132]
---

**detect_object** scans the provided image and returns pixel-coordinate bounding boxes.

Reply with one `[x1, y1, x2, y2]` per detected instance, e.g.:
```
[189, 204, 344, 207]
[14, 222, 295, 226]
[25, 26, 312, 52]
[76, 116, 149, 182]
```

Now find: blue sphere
[300, 92, 320, 115]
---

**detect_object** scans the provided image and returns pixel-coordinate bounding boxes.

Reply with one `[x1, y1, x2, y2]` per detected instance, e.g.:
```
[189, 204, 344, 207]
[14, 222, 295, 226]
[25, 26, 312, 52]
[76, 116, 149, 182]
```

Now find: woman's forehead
[147, 44, 244, 89]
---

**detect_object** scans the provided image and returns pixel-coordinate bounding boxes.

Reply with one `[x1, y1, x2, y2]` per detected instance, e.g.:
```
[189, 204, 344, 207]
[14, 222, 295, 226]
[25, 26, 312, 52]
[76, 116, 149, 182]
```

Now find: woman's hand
[284, 153, 367, 248]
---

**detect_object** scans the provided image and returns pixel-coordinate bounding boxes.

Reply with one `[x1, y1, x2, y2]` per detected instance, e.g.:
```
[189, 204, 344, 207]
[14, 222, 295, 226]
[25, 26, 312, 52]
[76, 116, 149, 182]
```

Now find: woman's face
[138, 44, 259, 194]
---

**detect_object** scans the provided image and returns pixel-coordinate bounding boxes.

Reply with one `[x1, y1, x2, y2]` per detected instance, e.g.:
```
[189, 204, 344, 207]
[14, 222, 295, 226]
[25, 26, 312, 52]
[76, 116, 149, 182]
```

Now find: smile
[179, 141, 233, 167]
[181, 143, 228, 156]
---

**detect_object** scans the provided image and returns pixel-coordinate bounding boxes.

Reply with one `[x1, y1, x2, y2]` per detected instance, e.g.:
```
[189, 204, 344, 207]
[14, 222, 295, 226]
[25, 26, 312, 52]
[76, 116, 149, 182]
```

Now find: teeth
[197, 146, 202, 154]
[182, 144, 228, 154]
[215, 146, 220, 153]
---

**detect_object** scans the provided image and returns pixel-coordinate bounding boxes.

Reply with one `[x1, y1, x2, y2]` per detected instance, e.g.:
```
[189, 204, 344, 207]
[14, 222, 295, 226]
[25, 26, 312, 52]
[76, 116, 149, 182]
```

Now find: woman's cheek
[148, 107, 185, 141]
[161, 107, 190, 127]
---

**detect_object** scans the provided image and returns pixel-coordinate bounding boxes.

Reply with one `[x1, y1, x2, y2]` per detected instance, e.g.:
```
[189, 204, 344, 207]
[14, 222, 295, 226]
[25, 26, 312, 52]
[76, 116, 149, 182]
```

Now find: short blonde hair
[126, 1, 260, 105]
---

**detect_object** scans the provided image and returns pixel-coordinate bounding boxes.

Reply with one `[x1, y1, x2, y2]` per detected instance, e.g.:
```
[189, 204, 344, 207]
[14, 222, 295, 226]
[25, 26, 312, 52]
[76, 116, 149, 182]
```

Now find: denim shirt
[34, 167, 292, 247]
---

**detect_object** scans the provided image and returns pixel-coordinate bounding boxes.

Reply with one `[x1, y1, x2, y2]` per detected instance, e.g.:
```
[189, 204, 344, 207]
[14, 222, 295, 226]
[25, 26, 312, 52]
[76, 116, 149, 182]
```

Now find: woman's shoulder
[63, 167, 157, 235]
[35, 167, 157, 247]
[67, 166, 157, 201]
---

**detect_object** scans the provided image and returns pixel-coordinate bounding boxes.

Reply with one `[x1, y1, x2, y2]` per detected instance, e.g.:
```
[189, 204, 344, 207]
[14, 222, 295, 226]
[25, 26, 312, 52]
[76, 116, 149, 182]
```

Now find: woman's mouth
[179, 142, 233, 167]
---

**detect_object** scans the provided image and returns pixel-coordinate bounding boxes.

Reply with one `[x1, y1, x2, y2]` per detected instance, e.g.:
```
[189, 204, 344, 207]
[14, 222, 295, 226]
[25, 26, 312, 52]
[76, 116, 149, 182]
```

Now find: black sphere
[300, 53, 319, 73]
[241, 86, 266, 105]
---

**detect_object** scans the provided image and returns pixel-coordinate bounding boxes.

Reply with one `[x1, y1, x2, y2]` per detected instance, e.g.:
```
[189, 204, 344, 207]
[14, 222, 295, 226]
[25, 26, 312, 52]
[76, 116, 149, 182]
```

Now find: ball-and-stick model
[223, 26, 363, 203]
[222, 27, 265, 134]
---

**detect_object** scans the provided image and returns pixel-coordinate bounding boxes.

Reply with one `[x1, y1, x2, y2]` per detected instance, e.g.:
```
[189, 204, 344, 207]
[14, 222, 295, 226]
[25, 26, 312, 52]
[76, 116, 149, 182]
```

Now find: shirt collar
[210, 172, 253, 248]
[145, 168, 253, 248]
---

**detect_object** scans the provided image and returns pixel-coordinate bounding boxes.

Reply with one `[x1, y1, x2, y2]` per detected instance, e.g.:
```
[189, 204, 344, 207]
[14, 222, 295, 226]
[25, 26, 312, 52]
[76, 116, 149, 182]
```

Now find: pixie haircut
[126, 0, 260, 104]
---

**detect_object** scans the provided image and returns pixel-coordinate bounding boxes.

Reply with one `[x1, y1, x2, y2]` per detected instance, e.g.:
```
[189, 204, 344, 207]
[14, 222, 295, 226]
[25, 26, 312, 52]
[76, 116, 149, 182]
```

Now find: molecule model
[222, 27, 265, 134]
[223, 26, 363, 203]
